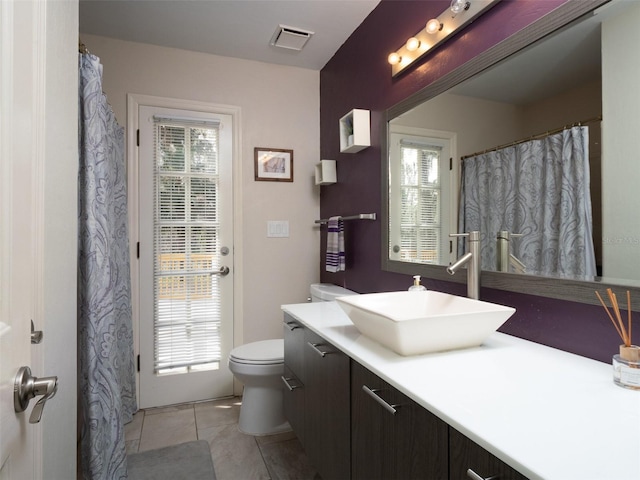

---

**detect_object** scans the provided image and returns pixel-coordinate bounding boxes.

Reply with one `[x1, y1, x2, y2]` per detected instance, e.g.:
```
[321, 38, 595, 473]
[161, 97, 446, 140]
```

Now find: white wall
[520, 80, 601, 135]
[601, 2, 640, 279]
[395, 92, 522, 158]
[395, 81, 601, 159]
[82, 34, 320, 345]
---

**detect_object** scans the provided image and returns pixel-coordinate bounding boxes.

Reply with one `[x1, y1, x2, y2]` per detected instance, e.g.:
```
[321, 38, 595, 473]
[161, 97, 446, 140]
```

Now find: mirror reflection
[387, 0, 639, 282]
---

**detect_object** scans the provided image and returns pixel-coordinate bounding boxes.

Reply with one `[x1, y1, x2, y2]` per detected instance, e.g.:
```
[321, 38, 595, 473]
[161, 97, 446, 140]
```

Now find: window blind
[398, 143, 442, 264]
[152, 118, 222, 374]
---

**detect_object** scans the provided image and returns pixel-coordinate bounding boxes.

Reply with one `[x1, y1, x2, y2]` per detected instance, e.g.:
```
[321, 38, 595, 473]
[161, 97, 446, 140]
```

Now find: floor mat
[127, 440, 216, 480]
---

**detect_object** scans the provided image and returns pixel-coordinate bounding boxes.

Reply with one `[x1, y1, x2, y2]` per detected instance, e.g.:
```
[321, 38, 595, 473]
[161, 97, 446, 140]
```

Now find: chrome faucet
[496, 230, 526, 274]
[447, 231, 480, 300]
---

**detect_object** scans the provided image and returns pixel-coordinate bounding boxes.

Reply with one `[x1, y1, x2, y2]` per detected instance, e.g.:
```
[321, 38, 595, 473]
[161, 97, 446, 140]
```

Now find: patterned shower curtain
[78, 53, 137, 480]
[458, 126, 597, 278]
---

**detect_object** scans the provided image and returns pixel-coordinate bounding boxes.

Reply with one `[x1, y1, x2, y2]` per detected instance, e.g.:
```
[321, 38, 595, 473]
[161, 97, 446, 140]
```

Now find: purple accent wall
[318, 0, 638, 364]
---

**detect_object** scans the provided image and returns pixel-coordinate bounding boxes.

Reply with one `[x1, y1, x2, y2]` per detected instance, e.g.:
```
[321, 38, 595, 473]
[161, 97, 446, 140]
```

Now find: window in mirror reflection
[389, 127, 456, 265]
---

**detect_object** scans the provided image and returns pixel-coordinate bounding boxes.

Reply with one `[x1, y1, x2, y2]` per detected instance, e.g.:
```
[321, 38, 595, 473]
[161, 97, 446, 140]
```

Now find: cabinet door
[304, 330, 351, 480]
[449, 427, 529, 480]
[283, 313, 305, 379]
[283, 315, 306, 446]
[352, 361, 448, 480]
[394, 389, 448, 479]
[282, 365, 305, 446]
[351, 361, 387, 479]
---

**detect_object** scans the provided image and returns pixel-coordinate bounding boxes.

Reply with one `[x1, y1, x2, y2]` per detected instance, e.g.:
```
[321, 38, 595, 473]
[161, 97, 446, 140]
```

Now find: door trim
[126, 94, 243, 397]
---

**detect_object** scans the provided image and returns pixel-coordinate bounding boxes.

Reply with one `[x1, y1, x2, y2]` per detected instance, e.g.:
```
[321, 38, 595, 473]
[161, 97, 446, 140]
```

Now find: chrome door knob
[14, 366, 58, 424]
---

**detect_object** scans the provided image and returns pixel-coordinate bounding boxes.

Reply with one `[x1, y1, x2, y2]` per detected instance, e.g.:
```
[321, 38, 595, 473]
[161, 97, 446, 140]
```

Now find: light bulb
[387, 52, 401, 65]
[450, 0, 470, 14]
[405, 37, 421, 52]
[425, 19, 443, 34]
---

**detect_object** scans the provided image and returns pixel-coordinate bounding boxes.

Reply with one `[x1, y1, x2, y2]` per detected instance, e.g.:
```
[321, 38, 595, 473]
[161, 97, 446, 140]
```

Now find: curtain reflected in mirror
[457, 125, 597, 278]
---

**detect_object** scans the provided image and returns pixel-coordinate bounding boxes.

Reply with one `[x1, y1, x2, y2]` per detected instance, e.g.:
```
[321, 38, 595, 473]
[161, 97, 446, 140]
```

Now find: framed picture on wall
[254, 148, 294, 182]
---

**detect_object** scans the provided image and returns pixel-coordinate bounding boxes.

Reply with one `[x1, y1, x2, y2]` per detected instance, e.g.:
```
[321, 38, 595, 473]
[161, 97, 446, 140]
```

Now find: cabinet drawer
[352, 361, 448, 480]
[449, 427, 528, 480]
[283, 313, 305, 380]
[282, 365, 305, 446]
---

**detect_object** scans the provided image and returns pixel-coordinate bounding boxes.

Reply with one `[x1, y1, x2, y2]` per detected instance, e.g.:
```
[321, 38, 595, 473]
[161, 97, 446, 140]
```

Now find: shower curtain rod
[461, 115, 602, 160]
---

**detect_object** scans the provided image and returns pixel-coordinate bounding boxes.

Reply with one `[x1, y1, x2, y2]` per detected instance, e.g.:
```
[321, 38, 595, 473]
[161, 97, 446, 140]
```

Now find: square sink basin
[335, 291, 515, 356]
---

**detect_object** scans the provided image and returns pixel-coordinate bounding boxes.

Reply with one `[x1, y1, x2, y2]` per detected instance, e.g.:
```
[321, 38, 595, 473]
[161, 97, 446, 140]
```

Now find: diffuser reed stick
[596, 288, 639, 364]
[595, 289, 627, 345]
[628, 290, 632, 344]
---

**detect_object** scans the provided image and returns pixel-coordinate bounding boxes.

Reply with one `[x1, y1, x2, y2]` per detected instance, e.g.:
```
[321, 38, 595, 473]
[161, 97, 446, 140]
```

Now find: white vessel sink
[335, 291, 515, 356]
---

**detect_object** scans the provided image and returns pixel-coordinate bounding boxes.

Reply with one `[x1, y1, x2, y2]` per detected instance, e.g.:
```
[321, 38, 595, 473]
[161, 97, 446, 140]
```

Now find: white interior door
[137, 104, 235, 408]
[1, 1, 77, 478]
[0, 3, 37, 475]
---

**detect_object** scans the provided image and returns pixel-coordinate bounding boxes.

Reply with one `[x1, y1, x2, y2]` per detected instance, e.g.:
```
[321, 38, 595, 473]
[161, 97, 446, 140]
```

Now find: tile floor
[125, 396, 320, 480]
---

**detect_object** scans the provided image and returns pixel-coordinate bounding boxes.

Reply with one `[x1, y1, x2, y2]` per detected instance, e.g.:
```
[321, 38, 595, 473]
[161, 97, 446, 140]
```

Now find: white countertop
[282, 301, 640, 480]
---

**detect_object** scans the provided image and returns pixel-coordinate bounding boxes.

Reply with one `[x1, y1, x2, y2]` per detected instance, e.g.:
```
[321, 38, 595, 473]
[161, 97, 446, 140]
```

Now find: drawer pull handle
[467, 469, 499, 480]
[307, 342, 331, 357]
[361, 385, 398, 415]
[281, 376, 300, 391]
[284, 321, 301, 331]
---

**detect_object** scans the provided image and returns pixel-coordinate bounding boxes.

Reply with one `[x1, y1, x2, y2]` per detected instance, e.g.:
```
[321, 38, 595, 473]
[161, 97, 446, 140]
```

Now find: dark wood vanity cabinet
[282, 315, 306, 445]
[449, 427, 529, 480]
[351, 361, 449, 480]
[282, 314, 350, 480]
[304, 329, 351, 480]
[284, 314, 528, 480]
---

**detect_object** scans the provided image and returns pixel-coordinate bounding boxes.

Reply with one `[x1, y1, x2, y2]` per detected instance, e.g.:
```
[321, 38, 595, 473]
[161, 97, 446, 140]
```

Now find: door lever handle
[14, 366, 59, 424]
[211, 266, 230, 276]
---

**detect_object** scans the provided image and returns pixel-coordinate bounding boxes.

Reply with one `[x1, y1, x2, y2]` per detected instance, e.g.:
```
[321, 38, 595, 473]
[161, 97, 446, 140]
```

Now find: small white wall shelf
[315, 159, 337, 185]
[339, 109, 370, 153]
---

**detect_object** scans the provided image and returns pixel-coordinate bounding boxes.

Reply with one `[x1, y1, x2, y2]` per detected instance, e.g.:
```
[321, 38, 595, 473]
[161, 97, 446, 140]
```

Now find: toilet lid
[229, 339, 284, 365]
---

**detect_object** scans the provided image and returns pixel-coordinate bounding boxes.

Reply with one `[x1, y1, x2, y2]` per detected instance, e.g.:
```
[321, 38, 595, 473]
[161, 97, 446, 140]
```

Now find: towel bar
[315, 213, 376, 225]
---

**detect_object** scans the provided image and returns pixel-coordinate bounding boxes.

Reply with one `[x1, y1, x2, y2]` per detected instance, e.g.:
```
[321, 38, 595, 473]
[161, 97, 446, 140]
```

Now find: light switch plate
[267, 220, 289, 238]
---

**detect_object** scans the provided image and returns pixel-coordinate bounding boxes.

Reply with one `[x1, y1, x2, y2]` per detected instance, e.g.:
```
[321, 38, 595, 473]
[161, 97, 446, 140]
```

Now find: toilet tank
[310, 283, 357, 302]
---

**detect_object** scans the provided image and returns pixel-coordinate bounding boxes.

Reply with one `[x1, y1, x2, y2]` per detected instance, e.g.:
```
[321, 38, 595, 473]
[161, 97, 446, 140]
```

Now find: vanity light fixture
[405, 37, 421, 52]
[388, 0, 500, 77]
[388, 52, 401, 65]
[425, 19, 443, 35]
[450, 0, 471, 15]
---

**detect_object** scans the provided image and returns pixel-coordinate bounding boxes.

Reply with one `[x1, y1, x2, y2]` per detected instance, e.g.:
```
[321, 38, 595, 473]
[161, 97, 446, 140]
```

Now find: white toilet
[309, 283, 357, 303]
[228, 283, 356, 436]
[229, 339, 288, 435]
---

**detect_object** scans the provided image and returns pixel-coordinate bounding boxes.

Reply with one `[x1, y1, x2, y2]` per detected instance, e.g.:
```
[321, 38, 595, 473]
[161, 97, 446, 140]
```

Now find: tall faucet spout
[447, 252, 472, 275]
[447, 231, 481, 300]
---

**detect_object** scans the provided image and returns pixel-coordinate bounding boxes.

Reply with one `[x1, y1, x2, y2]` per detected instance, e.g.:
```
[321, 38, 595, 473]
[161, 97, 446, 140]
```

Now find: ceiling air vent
[270, 25, 314, 51]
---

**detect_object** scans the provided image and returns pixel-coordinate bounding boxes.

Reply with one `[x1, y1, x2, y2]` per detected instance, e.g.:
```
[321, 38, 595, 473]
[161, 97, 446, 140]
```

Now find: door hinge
[137, 354, 140, 372]
[136, 129, 140, 147]
[136, 242, 140, 259]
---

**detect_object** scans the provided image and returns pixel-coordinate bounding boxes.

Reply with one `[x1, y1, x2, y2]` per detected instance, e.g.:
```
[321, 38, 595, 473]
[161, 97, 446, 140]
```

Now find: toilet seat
[229, 339, 284, 365]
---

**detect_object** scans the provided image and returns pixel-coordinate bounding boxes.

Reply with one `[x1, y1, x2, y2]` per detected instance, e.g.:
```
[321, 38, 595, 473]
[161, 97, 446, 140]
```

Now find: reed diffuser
[596, 288, 639, 390]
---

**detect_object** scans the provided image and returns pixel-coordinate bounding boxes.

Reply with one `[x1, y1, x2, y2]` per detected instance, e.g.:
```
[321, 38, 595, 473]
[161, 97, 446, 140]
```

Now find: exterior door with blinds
[389, 129, 454, 265]
[139, 105, 234, 408]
